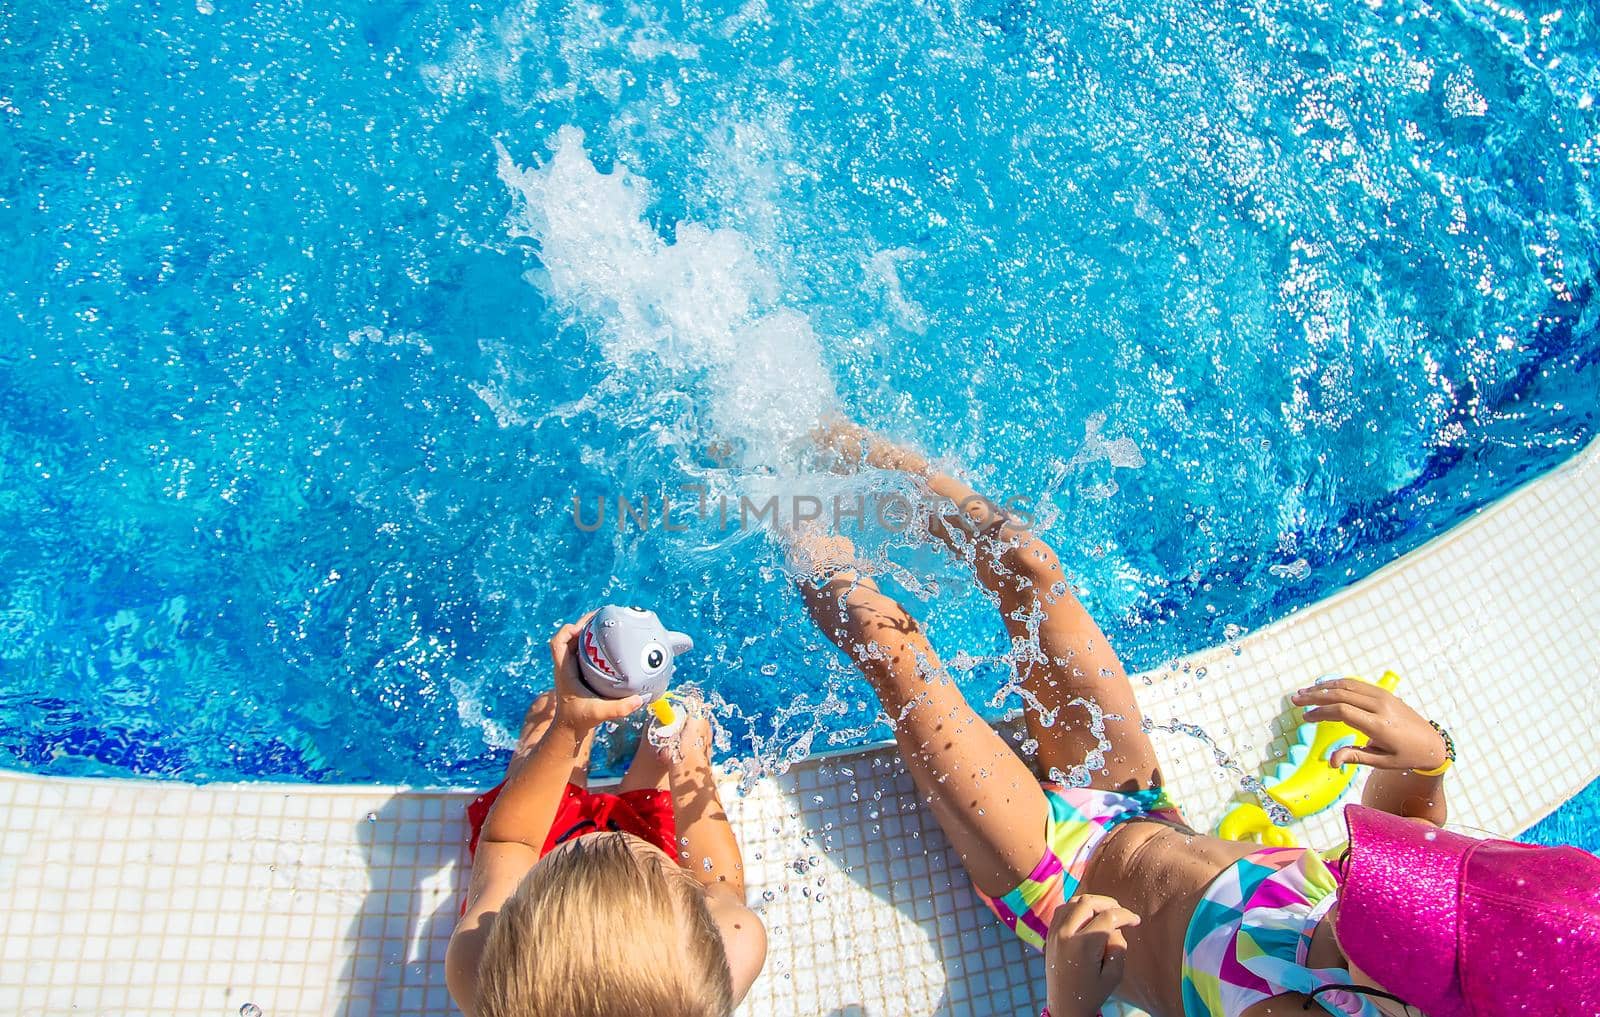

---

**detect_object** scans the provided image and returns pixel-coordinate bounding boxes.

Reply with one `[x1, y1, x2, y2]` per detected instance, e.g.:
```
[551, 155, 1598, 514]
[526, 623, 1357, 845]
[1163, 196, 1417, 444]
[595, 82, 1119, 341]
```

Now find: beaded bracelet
[1413, 720, 1455, 777]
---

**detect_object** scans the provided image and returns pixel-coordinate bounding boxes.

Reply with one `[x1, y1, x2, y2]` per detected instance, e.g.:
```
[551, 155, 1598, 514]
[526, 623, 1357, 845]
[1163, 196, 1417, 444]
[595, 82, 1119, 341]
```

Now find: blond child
[446, 615, 766, 1017]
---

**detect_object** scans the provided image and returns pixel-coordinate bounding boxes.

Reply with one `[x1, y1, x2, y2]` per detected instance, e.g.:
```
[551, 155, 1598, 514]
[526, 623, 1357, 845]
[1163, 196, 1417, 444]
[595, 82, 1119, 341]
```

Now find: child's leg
[507, 693, 595, 788]
[793, 532, 1050, 899]
[616, 729, 672, 793]
[940, 495, 1164, 792]
[817, 422, 1163, 791]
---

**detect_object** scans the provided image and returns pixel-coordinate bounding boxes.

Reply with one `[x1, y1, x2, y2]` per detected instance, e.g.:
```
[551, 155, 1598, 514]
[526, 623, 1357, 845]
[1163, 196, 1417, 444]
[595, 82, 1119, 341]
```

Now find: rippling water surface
[2, 0, 1597, 783]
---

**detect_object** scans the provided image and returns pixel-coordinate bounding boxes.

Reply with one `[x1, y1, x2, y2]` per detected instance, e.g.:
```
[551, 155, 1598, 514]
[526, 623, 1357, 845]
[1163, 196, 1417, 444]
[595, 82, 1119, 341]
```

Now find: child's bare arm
[477, 617, 645, 847]
[667, 711, 767, 999]
[707, 890, 768, 1003]
[1357, 760, 1449, 827]
[667, 711, 744, 891]
[447, 618, 647, 1015]
[1290, 679, 1450, 826]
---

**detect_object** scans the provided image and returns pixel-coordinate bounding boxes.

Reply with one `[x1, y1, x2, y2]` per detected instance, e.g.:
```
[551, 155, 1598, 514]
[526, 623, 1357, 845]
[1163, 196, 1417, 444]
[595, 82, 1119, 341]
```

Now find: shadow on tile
[333, 793, 462, 1017]
[779, 748, 1042, 1017]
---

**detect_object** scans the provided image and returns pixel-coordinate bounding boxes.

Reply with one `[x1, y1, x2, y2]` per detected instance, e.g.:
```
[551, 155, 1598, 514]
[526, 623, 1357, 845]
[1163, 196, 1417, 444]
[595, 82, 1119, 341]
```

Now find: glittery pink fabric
[1334, 804, 1600, 1017]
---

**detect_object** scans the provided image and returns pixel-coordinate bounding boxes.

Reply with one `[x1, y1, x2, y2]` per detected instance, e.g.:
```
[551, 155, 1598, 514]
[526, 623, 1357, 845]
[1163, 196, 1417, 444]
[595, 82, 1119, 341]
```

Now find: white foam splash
[863, 246, 929, 334]
[494, 127, 838, 470]
[450, 676, 518, 751]
[1069, 411, 1147, 470]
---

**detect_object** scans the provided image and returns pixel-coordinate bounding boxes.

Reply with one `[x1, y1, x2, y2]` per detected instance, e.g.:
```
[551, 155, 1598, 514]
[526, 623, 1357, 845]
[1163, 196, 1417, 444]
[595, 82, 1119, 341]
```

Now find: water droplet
[364, 813, 376, 824]
[1269, 558, 1310, 582]
[240, 1006, 262, 1017]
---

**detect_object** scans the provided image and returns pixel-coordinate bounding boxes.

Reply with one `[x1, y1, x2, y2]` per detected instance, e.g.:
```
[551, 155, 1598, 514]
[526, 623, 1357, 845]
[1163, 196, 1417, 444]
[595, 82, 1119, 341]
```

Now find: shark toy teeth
[575, 605, 694, 704]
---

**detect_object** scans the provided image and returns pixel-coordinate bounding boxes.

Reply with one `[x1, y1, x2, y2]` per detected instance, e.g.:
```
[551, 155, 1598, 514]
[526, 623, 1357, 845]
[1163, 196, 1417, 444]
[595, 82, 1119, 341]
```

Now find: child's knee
[998, 533, 1064, 590]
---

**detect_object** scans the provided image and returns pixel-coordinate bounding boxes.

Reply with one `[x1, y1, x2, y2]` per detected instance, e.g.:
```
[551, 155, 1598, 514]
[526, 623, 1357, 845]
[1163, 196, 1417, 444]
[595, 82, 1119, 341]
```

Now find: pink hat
[1334, 804, 1600, 1016]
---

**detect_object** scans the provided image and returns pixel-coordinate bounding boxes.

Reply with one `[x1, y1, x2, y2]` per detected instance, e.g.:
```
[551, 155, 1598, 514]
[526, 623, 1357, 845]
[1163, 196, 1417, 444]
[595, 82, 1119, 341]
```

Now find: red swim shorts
[465, 780, 678, 861]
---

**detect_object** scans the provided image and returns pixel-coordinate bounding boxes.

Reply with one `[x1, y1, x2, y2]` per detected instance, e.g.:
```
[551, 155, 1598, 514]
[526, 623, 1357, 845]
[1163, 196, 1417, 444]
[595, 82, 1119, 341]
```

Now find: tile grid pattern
[2, 440, 1596, 1017]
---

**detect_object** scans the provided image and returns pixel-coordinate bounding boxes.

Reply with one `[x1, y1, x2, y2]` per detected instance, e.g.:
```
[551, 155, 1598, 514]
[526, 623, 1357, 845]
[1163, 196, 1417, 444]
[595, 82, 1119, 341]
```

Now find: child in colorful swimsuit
[446, 615, 767, 1017]
[795, 423, 1600, 1017]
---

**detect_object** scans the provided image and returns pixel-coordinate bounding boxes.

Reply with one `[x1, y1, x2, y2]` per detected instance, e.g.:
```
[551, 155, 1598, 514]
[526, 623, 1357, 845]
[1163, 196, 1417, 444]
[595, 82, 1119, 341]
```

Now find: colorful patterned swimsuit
[1181, 846, 1385, 1017]
[976, 784, 1184, 949]
[977, 787, 1385, 1017]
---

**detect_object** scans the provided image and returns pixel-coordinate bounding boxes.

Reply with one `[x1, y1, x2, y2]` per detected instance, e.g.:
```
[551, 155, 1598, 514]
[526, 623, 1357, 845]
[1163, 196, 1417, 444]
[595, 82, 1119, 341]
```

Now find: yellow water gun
[1217, 670, 1401, 846]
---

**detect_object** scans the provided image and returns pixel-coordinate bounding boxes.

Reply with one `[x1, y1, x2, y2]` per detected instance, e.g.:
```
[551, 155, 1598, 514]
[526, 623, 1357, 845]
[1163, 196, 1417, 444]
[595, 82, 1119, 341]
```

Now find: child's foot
[783, 527, 895, 644]
[783, 524, 869, 585]
[812, 418, 931, 476]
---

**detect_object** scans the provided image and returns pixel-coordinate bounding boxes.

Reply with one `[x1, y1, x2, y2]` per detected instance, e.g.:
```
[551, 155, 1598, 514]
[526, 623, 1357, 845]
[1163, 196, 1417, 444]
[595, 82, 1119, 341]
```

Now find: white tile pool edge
[3, 436, 1597, 1017]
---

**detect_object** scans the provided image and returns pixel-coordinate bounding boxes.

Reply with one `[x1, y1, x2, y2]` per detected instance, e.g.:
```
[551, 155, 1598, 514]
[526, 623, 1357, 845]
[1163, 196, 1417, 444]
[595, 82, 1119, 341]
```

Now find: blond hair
[476, 832, 734, 1017]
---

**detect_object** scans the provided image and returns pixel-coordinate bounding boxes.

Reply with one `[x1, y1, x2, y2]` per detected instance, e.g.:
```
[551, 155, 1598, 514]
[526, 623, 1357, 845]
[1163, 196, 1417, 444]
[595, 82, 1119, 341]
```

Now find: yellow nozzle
[648, 698, 677, 728]
[1218, 802, 1299, 847]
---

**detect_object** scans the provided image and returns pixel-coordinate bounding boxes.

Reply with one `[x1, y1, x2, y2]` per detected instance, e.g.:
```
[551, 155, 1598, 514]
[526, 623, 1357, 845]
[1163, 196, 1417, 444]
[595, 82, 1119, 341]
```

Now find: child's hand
[1044, 894, 1140, 1017]
[548, 615, 645, 733]
[1291, 678, 1448, 772]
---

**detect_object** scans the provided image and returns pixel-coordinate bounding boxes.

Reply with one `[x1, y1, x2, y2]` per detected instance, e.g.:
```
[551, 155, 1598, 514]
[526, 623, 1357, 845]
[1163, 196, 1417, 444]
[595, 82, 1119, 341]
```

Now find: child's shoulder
[702, 886, 768, 1000]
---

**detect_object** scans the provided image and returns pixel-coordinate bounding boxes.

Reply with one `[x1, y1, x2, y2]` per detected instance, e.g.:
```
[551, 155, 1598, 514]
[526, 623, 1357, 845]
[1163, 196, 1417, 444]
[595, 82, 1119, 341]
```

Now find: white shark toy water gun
[576, 605, 694, 738]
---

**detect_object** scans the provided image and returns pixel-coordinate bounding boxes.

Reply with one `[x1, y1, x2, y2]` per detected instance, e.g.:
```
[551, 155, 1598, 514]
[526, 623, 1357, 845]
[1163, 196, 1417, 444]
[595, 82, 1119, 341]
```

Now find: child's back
[1075, 821, 1264, 1015]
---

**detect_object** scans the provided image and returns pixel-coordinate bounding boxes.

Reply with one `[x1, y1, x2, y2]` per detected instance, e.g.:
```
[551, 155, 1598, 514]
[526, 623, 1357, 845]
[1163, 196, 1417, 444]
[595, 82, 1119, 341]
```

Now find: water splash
[1146, 718, 1294, 826]
[494, 128, 839, 473]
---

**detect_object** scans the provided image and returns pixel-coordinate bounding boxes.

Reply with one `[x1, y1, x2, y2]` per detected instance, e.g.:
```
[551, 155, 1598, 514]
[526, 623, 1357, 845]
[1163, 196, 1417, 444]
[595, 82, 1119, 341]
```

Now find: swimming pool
[3, 0, 1598, 786]
[1525, 774, 1600, 853]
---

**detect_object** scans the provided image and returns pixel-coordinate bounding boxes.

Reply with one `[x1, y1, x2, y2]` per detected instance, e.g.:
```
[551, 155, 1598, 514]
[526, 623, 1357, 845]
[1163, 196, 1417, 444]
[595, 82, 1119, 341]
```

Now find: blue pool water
[1525, 774, 1600, 852]
[3, 0, 1598, 786]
